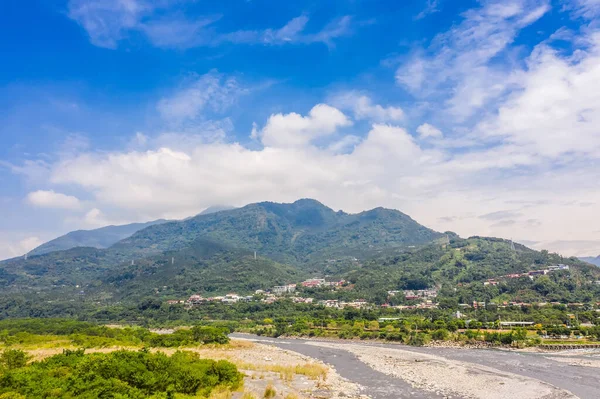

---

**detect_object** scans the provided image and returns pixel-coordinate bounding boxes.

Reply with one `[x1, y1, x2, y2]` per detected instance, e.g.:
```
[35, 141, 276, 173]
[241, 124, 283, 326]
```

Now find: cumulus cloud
[26, 190, 82, 210]
[0, 234, 43, 260]
[476, 33, 600, 159]
[416, 123, 443, 138]
[67, 0, 353, 49]
[257, 104, 352, 148]
[330, 92, 404, 122]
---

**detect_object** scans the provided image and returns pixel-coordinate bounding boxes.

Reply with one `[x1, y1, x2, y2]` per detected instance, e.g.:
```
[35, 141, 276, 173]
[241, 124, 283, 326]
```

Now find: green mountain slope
[29, 220, 167, 256]
[101, 238, 302, 300]
[345, 236, 600, 304]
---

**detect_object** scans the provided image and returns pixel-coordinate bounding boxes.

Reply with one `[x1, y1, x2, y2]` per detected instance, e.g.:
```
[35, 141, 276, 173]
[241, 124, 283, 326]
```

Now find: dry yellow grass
[209, 387, 233, 399]
[236, 362, 328, 382]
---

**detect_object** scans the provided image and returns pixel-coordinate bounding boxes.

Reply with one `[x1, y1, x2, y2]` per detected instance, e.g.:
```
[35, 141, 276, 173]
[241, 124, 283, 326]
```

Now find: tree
[191, 326, 230, 344]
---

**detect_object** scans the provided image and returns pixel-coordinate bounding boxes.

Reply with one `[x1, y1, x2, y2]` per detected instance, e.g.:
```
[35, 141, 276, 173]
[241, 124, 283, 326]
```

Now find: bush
[431, 329, 450, 341]
[0, 350, 30, 370]
[0, 349, 242, 398]
[407, 333, 430, 347]
[192, 326, 230, 344]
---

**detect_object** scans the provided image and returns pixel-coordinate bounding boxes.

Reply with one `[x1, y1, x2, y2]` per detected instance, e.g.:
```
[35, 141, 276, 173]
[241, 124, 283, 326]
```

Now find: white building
[272, 284, 296, 295]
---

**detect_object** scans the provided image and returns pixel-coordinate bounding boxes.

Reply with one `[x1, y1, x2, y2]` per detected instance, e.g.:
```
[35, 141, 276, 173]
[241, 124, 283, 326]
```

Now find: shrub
[407, 333, 430, 347]
[431, 329, 449, 341]
[264, 384, 276, 399]
[0, 349, 30, 370]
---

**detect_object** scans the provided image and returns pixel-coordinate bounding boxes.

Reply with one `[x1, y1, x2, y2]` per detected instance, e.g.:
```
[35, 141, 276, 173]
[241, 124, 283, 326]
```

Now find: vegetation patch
[0, 348, 242, 398]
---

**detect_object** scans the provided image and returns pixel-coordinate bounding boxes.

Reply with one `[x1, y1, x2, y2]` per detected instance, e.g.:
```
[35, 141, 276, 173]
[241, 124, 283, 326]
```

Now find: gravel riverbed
[234, 334, 600, 399]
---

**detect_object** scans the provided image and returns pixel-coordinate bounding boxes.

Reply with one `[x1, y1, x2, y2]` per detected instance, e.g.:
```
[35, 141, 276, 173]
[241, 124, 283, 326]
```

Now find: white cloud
[396, 0, 551, 120]
[0, 234, 43, 260]
[565, 0, 600, 20]
[258, 104, 352, 148]
[68, 0, 152, 49]
[26, 190, 82, 210]
[83, 208, 123, 228]
[475, 33, 600, 159]
[330, 92, 404, 122]
[415, 0, 441, 20]
[67, 0, 353, 49]
[157, 71, 244, 124]
[416, 123, 443, 138]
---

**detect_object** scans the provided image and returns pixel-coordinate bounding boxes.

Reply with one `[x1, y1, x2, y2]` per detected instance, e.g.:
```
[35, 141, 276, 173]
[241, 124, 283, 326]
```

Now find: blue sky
[1, 0, 600, 259]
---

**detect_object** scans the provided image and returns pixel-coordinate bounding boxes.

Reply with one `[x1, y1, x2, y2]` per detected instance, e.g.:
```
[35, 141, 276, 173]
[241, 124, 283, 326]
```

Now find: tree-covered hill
[101, 238, 303, 300]
[345, 236, 600, 304]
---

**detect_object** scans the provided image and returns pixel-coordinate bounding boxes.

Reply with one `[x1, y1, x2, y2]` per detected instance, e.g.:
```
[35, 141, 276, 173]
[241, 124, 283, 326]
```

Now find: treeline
[0, 349, 242, 398]
[0, 319, 230, 348]
[250, 316, 600, 347]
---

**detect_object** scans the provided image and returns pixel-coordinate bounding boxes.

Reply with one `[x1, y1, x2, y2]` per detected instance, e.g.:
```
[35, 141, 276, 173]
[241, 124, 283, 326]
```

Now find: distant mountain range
[580, 256, 600, 267]
[29, 205, 235, 256]
[29, 220, 167, 256]
[1, 199, 597, 303]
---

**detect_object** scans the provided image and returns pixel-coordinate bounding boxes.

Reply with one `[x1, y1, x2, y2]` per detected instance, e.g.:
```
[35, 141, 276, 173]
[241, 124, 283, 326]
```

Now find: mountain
[28, 220, 167, 256]
[114, 199, 443, 265]
[0, 199, 442, 298]
[580, 256, 600, 267]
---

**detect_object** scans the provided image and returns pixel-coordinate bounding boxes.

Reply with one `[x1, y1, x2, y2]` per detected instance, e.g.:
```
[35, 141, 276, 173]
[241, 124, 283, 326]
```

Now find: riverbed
[232, 334, 600, 398]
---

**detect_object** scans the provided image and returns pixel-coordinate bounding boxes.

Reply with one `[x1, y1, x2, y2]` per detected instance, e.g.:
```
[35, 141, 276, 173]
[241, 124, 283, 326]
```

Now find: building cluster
[184, 293, 255, 304]
[387, 289, 438, 300]
[391, 301, 438, 310]
[459, 300, 588, 310]
[319, 299, 369, 309]
[301, 278, 346, 288]
[483, 264, 570, 286]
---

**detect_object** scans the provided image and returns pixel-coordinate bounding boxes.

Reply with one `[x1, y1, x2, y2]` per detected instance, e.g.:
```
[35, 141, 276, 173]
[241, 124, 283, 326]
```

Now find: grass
[237, 362, 328, 382]
[542, 340, 600, 345]
[263, 384, 276, 399]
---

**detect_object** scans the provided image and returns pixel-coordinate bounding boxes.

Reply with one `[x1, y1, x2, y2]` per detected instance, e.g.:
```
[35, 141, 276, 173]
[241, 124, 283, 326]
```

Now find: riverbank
[16, 340, 365, 399]
[236, 334, 600, 398]
[308, 341, 574, 399]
